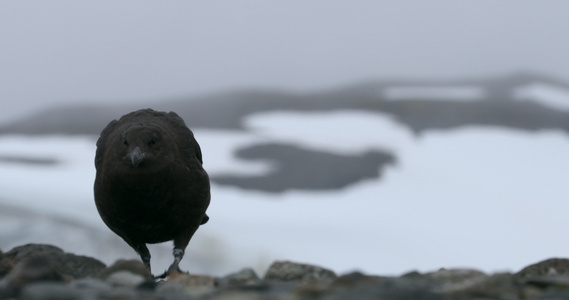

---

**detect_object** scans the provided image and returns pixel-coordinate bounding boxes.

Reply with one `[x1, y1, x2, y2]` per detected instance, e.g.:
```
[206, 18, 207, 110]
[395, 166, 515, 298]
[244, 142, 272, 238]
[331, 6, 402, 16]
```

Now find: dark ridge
[0, 156, 59, 166]
[2, 72, 569, 136]
[0, 105, 117, 135]
[379, 100, 569, 134]
[211, 143, 396, 192]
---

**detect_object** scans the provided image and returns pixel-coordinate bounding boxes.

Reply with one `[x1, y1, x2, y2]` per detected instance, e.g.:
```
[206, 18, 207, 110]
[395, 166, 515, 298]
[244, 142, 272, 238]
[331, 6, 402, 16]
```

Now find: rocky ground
[2, 244, 569, 299]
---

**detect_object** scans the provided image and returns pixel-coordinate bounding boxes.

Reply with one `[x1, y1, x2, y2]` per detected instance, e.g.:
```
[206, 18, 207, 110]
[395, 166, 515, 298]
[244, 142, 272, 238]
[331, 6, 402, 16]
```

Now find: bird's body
[94, 109, 210, 277]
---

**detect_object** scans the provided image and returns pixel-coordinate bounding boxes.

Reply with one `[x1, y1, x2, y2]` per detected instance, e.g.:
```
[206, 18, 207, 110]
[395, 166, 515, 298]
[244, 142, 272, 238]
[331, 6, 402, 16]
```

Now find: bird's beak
[130, 147, 146, 167]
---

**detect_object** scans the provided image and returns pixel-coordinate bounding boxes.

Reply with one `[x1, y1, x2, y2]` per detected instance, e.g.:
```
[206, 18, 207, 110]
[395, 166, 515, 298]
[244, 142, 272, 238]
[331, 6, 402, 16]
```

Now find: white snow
[513, 83, 569, 111]
[244, 110, 414, 155]
[0, 135, 99, 224]
[383, 86, 485, 101]
[194, 130, 276, 176]
[1, 110, 569, 277]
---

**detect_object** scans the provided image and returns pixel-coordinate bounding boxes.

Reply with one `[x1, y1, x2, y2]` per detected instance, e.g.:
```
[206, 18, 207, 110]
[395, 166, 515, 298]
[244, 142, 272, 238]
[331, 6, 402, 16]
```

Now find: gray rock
[6, 244, 65, 265]
[212, 286, 296, 300]
[523, 274, 569, 289]
[157, 273, 216, 298]
[20, 282, 80, 300]
[211, 280, 296, 300]
[331, 271, 383, 286]
[515, 274, 569, 299]
[424, 268, 488, 292]
[50, 253, 106, 280]
[98, 259, 151, 279]
[68, 277, 112, 293]
[106, 271, 146, 287]
[324, 274, 441, 300]
[426, 268, 487, 281]
[217, 268, 260, 287]
[97, 287, 144, 300]
[0, 249, 14, 277]
[6, 243, 106, 279]
[400, 270, 423, 278]
[514, 258, 569, 280]
[264, 261, 337, 281]
[10, 242, 569, 300]
[0, 255, 65, 298]
[445, 272, 517, 300]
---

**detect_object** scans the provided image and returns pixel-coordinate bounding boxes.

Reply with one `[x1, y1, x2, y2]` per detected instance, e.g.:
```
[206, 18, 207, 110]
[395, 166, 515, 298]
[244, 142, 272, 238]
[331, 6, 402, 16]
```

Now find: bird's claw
[153, 271, 169, 280]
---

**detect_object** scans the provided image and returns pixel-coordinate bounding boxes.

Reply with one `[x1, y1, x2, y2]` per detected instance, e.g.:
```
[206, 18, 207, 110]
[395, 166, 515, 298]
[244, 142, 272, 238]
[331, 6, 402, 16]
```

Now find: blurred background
[2, 1, 569, 277]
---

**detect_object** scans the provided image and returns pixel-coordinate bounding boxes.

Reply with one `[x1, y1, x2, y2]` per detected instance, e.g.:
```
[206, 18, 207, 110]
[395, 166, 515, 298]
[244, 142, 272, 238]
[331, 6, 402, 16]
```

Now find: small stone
[400, 270, 423, 278]
[333, 271, 382, 286]
[326, 276, 440, 300]
[99, 259, 152, 279]
[446, 272, 516, 300]
[158, 273, 216, 298]
[99, 286, 142, 300]
[211, 289, 279, 300]
[425, 268, 487, 292]
[427, 268, 486, 281]
[264, 261, 337, 281]
[106, 270, 146, 287]
[167, 273, 216, 287]
[68, 277, 112, 293]
[19, 282, 79, 300]
[217, 268, 260, 286]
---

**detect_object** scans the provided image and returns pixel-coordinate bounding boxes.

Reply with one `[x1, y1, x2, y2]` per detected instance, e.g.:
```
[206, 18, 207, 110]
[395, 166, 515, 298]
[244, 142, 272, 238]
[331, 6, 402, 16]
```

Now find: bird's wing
[164, 111, 204, 165]
[94, 119, 119, 168]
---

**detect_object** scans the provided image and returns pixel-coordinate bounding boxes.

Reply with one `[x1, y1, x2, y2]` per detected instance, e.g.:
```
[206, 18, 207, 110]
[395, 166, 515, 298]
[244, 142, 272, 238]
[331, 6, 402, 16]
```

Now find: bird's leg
[134, 243, 152, 272]
[167, 248, 185, 274]
[155, 234, 194, 279]
[154, 248, 185, 279]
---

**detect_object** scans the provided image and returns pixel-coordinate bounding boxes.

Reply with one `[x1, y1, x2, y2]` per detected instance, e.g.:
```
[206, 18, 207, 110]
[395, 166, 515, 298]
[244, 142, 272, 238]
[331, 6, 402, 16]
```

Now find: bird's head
[119, 125, 175, 170]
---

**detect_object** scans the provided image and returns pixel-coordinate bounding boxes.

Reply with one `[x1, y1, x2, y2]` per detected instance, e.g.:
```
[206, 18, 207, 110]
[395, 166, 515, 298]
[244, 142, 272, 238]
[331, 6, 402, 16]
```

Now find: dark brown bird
[94, 108, 210, 278]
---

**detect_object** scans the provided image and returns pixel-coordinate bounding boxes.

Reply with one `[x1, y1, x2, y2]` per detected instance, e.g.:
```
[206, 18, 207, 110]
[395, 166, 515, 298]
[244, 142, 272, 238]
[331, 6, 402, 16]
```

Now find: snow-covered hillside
[1, 110, 569, 277]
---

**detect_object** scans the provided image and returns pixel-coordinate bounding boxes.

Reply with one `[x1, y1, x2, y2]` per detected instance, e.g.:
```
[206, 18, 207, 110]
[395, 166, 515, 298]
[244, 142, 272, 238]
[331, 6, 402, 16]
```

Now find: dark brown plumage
[94, 108, 210, 278]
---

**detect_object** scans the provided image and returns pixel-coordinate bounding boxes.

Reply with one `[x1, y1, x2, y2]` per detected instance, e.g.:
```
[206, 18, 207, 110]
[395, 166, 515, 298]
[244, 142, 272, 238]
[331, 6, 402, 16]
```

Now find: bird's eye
[148, 138, 157, 146]
[123, 139, 129, 146]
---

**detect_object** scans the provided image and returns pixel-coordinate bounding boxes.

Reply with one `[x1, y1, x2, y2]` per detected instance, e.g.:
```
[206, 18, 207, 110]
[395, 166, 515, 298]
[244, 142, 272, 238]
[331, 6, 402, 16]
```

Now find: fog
[4, 2, 569, 276]
[2, 1, 569, 122]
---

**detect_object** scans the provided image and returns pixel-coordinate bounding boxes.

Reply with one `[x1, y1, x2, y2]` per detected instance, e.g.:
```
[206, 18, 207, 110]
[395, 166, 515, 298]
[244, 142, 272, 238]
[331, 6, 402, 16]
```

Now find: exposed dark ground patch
[211, 143, 396, 192]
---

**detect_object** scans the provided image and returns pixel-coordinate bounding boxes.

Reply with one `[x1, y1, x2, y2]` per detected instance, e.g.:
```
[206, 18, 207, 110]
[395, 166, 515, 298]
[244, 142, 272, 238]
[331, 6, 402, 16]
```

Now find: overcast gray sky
[2, 1, 569, 123]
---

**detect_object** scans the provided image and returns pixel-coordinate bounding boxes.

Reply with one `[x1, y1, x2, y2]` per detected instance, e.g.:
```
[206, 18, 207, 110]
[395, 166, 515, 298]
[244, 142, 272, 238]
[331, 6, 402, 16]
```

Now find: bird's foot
[154, 269, 186, 280]
[153, 248, 187, 280]
[153, 266, 187, 280]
